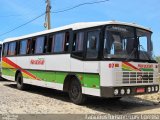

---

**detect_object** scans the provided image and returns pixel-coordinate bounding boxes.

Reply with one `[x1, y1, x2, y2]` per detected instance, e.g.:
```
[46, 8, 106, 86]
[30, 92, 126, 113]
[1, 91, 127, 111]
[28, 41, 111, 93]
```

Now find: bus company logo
[30, 58, 45, 65]
[137, 75, 143, 81]
[138, 64, 153, 69]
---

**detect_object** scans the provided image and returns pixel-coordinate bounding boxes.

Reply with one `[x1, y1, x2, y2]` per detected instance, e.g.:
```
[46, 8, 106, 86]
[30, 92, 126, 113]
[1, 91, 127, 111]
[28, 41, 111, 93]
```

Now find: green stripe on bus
[140, 68, 154, 71]
[82, 74, 100, 89]
[122, 68, 154, 72]
[29, 70, 67, 84]
[2, 68, 100, 89]
[29, 70, 100, 89]
[2, 68, 15, 77]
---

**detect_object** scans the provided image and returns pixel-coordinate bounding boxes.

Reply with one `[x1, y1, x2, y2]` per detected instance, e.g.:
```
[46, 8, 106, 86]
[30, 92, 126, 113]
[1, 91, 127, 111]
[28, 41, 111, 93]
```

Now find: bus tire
[68, 78, 86, 105]
[16, 73, 25, 90]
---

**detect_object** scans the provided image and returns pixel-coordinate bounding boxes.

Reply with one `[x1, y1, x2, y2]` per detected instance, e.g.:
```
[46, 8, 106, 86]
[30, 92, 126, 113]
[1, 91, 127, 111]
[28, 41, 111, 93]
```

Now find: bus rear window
[3, 43, 9, 56]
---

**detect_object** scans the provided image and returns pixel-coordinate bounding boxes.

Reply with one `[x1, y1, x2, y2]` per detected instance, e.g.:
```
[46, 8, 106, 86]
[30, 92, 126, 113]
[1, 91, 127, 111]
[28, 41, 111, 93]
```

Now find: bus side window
[8, 42, 16, 56]
[19, 39, 28, 55]
[52, 32, 69, 53]
[86, 30, 100, 59]
[72, 32, 84, 58]
[35, 36, 45, 54]
[3, 43, 9, 56]
[52, 33, 64, 53]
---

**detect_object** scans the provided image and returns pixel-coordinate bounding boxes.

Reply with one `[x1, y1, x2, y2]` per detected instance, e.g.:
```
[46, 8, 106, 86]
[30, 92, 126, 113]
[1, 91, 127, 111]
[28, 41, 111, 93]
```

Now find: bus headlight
[151, 87, 155, 92]
[114, 89, 119, 95]
[147, 87, 151, 92]
[120, 89, 125, 95]
[126, 88, 131, 94]
[155, 86, 159, 92]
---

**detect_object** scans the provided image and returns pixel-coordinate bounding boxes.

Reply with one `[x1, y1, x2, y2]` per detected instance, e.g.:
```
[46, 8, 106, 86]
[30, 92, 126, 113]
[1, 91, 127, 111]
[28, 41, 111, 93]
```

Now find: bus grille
[122, 72, 153, 84]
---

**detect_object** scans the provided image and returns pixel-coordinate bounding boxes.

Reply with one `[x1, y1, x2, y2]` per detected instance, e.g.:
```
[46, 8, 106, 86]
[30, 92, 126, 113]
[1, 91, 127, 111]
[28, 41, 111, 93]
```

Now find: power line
[51, 0, 109, 13]
[0, 0, 109, 37]
[0, 0, 109, 18]
[0, 13, 45, 37]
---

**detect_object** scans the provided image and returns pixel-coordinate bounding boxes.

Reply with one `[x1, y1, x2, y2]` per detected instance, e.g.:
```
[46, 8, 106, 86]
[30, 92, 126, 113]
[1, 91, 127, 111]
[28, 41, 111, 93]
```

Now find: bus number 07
[109, 63, 115, 68]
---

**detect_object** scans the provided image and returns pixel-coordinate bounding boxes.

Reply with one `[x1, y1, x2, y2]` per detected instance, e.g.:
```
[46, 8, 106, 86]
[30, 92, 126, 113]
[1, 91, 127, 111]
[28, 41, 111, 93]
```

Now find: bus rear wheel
[16, 73, 25, 90]
[68, 78, 86, 105]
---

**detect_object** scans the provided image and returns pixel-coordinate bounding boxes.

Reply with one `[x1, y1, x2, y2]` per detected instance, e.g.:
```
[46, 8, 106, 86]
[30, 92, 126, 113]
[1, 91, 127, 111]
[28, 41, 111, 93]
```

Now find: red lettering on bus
[30, 59, 45, 65]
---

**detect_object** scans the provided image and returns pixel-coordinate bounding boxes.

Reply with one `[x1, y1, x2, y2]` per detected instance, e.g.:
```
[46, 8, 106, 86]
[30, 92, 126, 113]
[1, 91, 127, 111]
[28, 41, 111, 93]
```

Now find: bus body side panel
[22, 54, 71, 90]
[1, 55, 70, 91]
[46, 54, 71, 71]
[82, 61, 100, 96]
[45, 54, 71, 90]
[70, 58, 84, 73]
[16, 56, 30, 70]
[2, 57, 17, 81]
[70, 58, 101, 96]
[2, 55, 101, 97]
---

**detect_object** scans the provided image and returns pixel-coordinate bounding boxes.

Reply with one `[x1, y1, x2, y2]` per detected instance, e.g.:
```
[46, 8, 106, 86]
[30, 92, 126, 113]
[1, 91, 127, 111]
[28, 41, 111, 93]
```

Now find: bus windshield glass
[103, 25, 153, 61]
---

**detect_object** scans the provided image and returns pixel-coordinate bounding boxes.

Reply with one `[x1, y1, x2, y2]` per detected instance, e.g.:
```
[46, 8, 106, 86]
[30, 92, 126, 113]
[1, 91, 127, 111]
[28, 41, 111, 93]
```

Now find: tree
[154, 56, 160, 63]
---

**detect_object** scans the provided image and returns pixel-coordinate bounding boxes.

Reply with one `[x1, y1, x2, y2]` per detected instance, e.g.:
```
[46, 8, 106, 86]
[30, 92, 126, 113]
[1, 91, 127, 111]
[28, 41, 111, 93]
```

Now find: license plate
[136, 88, 145, 93]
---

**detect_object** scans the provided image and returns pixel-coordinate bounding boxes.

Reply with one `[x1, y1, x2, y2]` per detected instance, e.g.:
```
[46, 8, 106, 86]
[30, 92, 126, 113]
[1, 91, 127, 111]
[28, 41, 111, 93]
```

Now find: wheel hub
[71, 85, 79, 98]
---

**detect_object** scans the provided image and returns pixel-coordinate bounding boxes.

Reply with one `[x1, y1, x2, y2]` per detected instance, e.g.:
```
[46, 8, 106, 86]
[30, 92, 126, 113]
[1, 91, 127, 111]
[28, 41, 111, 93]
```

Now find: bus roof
[3, 21, 152, 43]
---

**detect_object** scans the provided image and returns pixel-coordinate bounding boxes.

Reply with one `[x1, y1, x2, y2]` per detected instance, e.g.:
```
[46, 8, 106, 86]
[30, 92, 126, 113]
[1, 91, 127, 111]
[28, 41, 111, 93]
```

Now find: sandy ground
[0, 79, 159, 115]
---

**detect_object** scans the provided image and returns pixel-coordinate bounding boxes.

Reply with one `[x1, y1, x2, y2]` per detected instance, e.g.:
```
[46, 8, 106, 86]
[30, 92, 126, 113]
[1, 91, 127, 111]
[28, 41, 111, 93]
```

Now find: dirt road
[0, 79, 159, 114]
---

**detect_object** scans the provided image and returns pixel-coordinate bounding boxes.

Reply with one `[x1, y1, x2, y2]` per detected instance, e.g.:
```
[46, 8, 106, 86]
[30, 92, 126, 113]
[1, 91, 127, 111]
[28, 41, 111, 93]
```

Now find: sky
[0, 0, 159, 56]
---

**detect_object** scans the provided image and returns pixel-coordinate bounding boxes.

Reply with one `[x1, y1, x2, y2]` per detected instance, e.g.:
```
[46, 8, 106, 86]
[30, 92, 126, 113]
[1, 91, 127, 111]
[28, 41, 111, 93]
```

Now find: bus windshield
[103, 25, 153, 61]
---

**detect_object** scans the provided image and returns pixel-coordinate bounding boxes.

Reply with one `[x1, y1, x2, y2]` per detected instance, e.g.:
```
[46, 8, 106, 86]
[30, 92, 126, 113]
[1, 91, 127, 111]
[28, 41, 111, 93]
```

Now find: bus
[1, 21, 159, 104]
[0, 42, 2, 75]
[0, 41, 2, 59]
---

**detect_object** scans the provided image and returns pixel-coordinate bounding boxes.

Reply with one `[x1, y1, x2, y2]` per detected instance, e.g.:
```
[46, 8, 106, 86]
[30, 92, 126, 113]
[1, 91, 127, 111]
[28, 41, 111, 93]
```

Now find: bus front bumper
[100, 85, 159, 98]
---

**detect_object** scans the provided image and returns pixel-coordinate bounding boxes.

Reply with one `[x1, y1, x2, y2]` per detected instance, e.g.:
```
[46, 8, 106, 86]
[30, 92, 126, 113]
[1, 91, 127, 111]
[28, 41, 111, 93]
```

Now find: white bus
[0, 41, 2, 58]
[1, 21, 159, 104]
[0, 41, 2, 76]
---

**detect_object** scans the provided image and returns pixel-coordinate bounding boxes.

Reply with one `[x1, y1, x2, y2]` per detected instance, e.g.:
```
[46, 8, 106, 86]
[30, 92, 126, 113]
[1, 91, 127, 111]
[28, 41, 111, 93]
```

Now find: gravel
[0, 79, 160, 114]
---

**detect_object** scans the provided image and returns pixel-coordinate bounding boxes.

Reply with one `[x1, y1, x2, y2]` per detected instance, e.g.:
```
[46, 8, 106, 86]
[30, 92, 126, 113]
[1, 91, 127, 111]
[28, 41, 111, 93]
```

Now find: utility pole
[44, 0, 51, 30]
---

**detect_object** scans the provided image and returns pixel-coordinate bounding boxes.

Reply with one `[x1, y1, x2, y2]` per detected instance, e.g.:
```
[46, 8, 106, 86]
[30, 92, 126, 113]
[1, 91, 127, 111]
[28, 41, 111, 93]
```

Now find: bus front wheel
[16, 73, 25, 90]
[68, 78, 86, 105]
